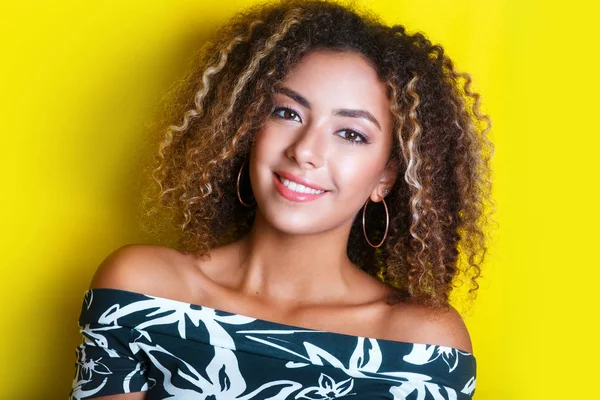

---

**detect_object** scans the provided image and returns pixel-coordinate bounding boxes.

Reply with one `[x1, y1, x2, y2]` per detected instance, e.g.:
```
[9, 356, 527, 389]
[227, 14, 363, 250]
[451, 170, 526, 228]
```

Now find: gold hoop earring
[362, 195, 389, 248]
[237, 160, 255, 207]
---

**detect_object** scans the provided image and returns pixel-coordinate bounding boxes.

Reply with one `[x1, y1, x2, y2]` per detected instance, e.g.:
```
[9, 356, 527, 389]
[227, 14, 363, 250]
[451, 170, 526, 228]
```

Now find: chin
[257, 204, 331, 236]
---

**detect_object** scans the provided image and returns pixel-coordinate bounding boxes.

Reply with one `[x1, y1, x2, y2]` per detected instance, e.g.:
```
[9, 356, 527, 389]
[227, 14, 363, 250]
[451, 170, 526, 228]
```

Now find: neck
[236, 210, 357, 306]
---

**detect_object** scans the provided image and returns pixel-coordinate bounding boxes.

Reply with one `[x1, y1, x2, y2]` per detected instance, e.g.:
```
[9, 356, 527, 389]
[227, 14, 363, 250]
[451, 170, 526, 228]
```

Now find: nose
[285, 122, 325, 169]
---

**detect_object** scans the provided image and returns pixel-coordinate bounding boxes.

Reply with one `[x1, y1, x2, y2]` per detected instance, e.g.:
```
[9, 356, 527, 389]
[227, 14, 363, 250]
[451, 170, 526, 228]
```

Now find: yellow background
[1, 0, 597, 399]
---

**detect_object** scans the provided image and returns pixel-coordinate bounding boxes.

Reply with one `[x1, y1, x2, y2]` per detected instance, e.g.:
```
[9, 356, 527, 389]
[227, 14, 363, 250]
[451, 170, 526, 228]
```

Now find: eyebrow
[275, 86, 382, 131]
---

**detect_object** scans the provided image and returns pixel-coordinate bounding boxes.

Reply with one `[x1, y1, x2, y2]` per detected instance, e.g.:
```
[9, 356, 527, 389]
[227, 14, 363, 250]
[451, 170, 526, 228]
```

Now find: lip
[274, 170, 329, 191]
[272, 172, 328, 203]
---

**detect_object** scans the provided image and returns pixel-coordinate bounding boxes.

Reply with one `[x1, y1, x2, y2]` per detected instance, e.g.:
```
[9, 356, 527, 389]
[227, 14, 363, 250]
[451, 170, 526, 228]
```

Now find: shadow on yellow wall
[1, 3, 222, 398]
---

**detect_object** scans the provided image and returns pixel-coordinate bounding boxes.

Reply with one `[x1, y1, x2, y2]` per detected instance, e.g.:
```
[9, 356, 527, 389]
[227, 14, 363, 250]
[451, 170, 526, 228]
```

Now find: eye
[271, 106, 302, 122]
[337, 129, 370, 145]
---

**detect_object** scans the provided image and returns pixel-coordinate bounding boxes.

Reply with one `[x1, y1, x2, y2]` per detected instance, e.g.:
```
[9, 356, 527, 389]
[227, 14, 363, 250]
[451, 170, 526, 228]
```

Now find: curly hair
[141, 0, 494, 309]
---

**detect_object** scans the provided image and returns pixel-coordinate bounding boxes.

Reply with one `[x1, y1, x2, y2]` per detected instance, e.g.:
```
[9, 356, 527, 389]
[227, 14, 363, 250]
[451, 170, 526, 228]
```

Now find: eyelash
[270, 105, 371, 145]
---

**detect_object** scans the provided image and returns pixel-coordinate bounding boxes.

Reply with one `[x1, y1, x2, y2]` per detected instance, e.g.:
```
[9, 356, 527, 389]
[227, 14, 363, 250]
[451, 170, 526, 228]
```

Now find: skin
[241, 49, 398, 306]
[89, 50, 473, 400]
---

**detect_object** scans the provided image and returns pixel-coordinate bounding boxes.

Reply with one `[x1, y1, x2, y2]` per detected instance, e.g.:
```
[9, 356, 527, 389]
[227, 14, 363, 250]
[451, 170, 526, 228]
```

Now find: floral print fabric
[70, 288, 476, 399]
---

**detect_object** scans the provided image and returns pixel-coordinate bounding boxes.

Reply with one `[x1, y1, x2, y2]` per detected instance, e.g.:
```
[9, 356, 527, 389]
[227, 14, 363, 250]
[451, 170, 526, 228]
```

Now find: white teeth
[278, 175, 325, 194]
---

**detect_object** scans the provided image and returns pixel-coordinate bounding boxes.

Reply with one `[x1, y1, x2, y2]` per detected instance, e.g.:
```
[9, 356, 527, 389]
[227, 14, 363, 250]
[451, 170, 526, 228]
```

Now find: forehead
[279, 50, 391, 116]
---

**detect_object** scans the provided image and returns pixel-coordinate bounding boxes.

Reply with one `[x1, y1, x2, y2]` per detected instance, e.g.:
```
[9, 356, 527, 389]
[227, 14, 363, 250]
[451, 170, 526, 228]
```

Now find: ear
[370, 157, 399, 202]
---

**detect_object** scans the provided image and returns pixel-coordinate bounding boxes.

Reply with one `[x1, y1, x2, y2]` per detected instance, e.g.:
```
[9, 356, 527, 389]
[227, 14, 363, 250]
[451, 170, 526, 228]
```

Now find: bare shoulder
[385, 302, 473, 354]
[90, 244, 197, 298]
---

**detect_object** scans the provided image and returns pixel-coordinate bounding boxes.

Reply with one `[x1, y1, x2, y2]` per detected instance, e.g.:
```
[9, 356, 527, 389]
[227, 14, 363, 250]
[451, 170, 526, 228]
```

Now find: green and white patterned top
[70, 288, 476, 399]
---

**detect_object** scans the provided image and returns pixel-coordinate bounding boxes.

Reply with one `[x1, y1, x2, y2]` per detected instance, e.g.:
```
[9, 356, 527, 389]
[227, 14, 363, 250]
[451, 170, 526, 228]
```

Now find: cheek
[253, 125, 287, 164]
[249, 126, 287, 193]
[331, 153, 381, 196]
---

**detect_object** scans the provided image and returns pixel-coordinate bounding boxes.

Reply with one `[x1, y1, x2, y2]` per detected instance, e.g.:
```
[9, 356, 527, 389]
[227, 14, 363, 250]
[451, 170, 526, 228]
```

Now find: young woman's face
[249, 50, 396, 235]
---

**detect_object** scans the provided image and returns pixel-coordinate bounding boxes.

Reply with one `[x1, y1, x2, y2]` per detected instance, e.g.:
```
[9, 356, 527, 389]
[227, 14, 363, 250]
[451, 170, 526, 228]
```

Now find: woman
[70, 0, 493, 399]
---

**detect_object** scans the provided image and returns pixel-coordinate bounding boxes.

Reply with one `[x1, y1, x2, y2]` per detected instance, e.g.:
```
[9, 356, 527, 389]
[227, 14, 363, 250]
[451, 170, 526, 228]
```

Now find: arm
[387, 303, 474, 354]
[71, 244, 177, 400]
[386, 304, 476, 399]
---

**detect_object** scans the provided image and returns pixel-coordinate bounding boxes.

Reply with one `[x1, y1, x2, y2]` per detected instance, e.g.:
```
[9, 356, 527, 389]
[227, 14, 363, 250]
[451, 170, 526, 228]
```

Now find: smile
[277, 175, 325, 194]
[272, 172, 328, 202]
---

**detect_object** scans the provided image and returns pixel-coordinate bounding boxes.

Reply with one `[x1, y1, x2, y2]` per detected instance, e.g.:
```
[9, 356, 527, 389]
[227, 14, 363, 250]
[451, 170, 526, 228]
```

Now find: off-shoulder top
[70, 288, 476, 399]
